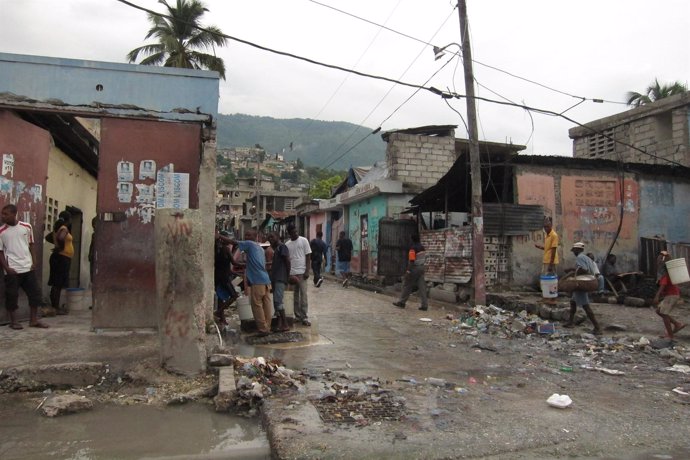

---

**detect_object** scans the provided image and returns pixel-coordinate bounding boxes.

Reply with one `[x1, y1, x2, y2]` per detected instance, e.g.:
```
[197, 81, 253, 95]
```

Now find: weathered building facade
[569, 92, 690, 167]
[0, 53, 219, 336]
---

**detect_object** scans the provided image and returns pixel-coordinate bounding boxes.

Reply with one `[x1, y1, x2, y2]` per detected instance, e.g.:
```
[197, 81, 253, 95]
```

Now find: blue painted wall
[348, 195, 387, 274]
[0, 53, 219, 120]
[639, 178, 690, 243]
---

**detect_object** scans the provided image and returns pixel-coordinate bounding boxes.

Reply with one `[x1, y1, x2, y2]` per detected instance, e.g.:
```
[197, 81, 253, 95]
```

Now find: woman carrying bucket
[653, 250, 685, 340]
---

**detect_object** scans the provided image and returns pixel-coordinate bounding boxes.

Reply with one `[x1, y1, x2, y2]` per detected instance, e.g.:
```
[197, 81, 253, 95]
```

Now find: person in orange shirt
[393, 233, 428, 311]
[535, 218, 559, 274]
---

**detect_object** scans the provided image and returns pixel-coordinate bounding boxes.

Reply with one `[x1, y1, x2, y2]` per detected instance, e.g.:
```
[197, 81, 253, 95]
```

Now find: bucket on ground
[666, 258, 690, 285]
[540, 274, 558, 298]
[65, 288, 86, 311]
[237, 296, 253, 321]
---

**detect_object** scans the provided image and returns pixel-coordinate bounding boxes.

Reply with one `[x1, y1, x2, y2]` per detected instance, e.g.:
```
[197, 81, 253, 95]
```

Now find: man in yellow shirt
[535, 218, 559, 274]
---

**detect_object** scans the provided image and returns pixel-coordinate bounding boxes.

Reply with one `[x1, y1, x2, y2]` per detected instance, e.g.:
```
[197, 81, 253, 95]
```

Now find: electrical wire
[306, 0, 627, 106]
[115, 0, 685, 169]
[286, 0, 404, 157]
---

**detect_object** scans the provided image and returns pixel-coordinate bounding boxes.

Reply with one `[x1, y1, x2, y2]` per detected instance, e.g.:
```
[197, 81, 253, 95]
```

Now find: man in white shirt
[285, 224, 312, 326]
[0, 204, 49, 329]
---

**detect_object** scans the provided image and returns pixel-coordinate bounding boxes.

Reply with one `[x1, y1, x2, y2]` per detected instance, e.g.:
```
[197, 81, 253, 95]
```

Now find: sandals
[301, 319, 311, 326]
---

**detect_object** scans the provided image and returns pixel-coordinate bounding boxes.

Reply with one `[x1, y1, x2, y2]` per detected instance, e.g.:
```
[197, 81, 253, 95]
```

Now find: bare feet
[673, 323, 686, 334]
[29, 321, 49, 328]
[9, 322, 23, 330]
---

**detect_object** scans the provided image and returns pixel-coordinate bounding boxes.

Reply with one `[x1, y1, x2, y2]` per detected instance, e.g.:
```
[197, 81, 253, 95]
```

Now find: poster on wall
[2, 153, 14, 177]
[117, 161, 134, 182]
[139, 160, 156, 180]
[156, 172, 189, 209]
[117, 182, 133, 203]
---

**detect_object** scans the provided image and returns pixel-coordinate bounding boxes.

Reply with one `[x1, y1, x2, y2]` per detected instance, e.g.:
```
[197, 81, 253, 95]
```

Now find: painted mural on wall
[115, 160, 190, 224]
[561, 176, 638, 244]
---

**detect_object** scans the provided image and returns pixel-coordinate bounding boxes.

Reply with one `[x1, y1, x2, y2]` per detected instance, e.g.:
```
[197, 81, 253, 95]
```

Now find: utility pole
[255, 155, 261, 231]
[458, 0, 485, 305]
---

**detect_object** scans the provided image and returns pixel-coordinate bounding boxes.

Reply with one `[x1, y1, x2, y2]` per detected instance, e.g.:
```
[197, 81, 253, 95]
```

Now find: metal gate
[377, 219, 417, 276]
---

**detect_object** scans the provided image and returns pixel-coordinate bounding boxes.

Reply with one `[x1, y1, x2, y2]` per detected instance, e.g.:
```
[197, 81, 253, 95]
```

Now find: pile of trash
[233, 357, 305, 415]
[448, 304, 557, 339]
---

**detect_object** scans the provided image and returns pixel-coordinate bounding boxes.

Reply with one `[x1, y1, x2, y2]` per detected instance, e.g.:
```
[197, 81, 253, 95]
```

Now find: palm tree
[127, 0, 228, 79]
[626, 79, 687, 107]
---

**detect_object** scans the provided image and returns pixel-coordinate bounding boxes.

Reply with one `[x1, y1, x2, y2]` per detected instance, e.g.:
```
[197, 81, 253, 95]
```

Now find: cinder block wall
[573, 106, 689, 167]
[385, 132, 456, 189]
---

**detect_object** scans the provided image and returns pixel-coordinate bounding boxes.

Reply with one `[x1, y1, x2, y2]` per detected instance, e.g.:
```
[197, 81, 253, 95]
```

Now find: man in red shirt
[654, 251, 685, 339]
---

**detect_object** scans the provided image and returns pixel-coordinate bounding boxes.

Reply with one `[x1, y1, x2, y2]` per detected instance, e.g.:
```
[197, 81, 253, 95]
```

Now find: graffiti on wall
[563, 177, 638, 244]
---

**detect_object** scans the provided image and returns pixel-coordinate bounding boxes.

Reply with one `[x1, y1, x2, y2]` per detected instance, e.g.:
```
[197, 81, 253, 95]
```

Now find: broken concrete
[0, 362, 106, 392]
[214, 366, 237, 412]
[41, 394, 94, 417]
[208, 354, 234, 367]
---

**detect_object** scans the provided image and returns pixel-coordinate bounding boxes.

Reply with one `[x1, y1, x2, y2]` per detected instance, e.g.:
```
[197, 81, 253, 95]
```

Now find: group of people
[536, 218, 685, 339]
[215, 224, 326, 337]
[0, 204, 74, 330]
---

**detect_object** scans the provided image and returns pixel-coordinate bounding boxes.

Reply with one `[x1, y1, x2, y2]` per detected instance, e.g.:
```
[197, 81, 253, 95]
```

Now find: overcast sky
[1, 0, 688, 158]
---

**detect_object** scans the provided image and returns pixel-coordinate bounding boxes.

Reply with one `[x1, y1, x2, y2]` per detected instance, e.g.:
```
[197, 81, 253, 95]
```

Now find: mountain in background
[216, 113, 386, 170]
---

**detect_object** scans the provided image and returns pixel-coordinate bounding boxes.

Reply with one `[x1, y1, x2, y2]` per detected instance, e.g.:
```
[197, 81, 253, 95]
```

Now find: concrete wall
[307, 212, 326, 241]
[385, 132, 456, 190]
[0, 111, 50, 323]
[638, 178, 690, 243]
[513, 166, 640, 285]
[571, 93, 689, 167]
[347, 195, 387, 275]
[0, 52, 218, 121]
[42, 145, 98, 294]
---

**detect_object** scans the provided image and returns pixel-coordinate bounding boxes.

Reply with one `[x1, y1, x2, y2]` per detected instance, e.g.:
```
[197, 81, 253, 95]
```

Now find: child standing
[654, 251, 685, 339]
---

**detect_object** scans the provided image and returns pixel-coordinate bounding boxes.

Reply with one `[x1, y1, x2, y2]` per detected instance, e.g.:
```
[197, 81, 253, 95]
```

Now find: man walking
[0, 204, 48, 329]
[335, 231, 353, 287]
[535, 217, 559, 274]
[285, 225, 312, 326]
[217, 229, 272, 337]
[267, 232, 291, 332]
[563, 242, 602, 335]
[309, 231, 328, 288]
[393, 233, 428, 311]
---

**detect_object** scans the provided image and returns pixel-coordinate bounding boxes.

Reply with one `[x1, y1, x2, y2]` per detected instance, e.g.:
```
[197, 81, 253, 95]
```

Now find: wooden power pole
[458, 0, 486, 305]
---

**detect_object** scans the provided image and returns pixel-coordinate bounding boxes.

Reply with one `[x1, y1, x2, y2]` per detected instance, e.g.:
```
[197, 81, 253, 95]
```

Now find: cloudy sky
[1, 0, 688, 157]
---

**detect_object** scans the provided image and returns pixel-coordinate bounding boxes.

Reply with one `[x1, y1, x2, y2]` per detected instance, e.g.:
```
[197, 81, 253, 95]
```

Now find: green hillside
[216, 114, 386, 169]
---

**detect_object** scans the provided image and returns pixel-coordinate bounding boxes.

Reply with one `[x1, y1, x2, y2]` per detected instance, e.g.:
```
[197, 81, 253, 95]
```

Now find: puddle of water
[0, 397, 269, 460]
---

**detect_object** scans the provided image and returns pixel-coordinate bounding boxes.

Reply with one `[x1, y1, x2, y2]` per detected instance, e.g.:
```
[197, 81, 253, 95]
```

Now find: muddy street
[1, 279, 689, 459]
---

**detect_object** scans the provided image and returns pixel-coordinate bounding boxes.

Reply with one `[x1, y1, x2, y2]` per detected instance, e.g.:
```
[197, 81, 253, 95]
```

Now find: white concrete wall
[42, 145, 97, 296]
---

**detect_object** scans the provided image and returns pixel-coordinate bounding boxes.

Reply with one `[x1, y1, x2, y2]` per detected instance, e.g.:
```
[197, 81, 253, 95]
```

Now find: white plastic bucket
[540, 275, 559, 298]
[66, 288, 86, 311]
[666, 258, 690, 285]
[237, 296, 253, 321]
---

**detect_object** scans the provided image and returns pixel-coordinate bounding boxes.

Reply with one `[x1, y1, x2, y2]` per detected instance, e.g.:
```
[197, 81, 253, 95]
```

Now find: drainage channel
[0, 397, 270, 460]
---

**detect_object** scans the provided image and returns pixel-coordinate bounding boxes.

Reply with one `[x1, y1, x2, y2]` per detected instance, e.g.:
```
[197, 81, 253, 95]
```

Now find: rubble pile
[448, 304, 559, 339]
[233, 356, 305, 415]
[311, 373, 405, 426]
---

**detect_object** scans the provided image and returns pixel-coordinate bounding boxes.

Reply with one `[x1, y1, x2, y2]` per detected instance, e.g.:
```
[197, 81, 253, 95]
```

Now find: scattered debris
[665, 364, 690, 374]
[546, 393, 572, 409]
[41, 394, 94, 417]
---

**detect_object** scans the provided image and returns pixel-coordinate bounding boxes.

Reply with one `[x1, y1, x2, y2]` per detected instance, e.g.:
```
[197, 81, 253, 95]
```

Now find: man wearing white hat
[563, 242, 602, 335]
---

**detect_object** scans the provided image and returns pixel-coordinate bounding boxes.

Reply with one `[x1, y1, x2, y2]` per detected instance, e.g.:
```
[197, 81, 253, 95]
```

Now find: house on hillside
[569, 91, 690, 167]
[0, 52, 219, 328]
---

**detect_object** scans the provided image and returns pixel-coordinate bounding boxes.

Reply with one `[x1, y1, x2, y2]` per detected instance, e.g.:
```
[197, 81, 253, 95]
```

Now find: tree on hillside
[220, 170, 236, 187]
[127, 0, 228, 79]
[310, 174, 345, 199]
[295, 158, 304, 170]
[626, 79, 687, 107]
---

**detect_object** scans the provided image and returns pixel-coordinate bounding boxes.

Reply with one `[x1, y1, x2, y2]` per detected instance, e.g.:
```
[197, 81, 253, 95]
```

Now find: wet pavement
[1, 279, 689, 459]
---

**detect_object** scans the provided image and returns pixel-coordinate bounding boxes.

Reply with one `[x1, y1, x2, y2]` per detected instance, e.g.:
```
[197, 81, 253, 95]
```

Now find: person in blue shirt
[217, 229, 272, 336]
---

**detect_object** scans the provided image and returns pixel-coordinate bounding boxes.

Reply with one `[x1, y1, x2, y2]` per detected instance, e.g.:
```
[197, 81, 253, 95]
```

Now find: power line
[307, 0, 627, 106]
[115, 0, 684, 169]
